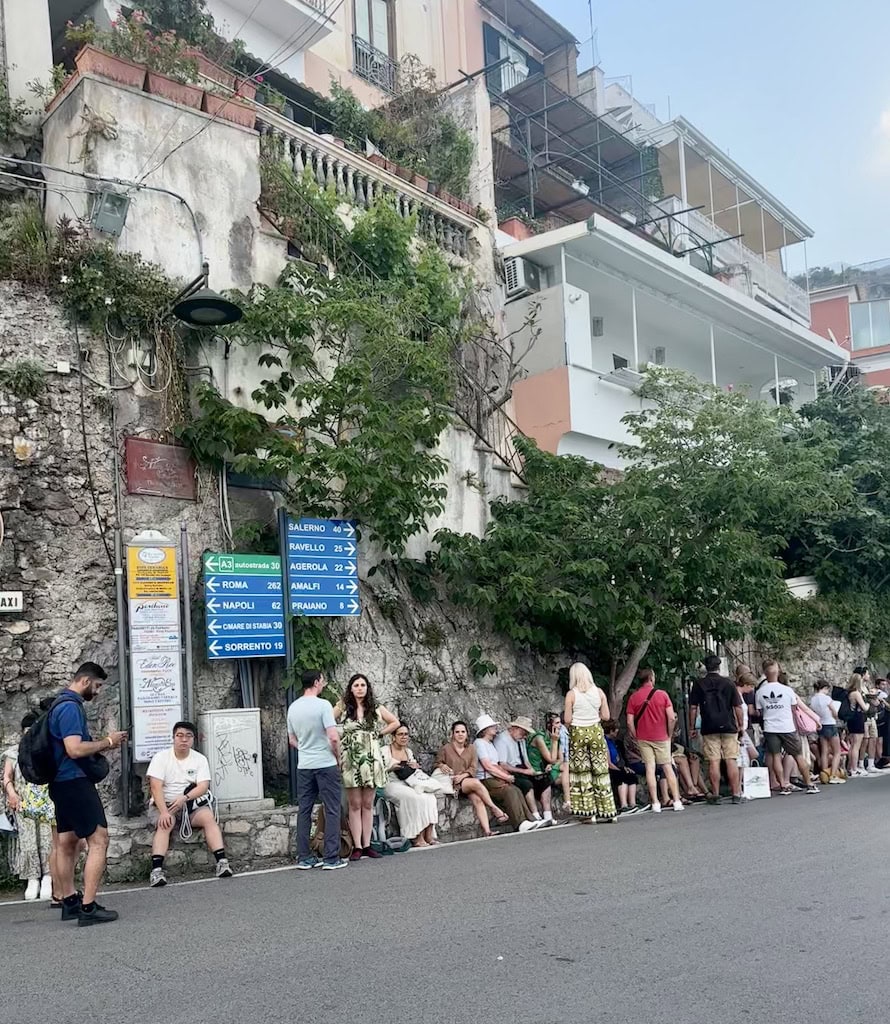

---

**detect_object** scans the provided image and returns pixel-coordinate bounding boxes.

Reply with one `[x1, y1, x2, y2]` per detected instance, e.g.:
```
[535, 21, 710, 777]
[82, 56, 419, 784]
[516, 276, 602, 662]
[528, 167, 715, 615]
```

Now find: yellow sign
[127, 544, 178, 600]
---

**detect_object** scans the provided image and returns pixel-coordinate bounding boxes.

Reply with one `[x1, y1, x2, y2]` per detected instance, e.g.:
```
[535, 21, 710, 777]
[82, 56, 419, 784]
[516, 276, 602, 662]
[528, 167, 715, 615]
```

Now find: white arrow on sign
[208, 619, 220, 635]
[206, 555, 219, 573]
[347, 599, 360, 613]
[206, 576, 219, 593]
[345, 580, 358, 594]
[344, 542, 356, 557]
[343, 523, 355, 537]
[206, 597, 219, 614]
[208, 639, 221, 656]
[341, 561, 357, 574]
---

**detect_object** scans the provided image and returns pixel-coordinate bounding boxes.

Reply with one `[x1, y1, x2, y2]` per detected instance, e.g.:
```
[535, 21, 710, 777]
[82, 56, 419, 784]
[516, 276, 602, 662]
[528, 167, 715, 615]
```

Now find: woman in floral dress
[333, 675, 399, 860]
[3, 712, 55, 900]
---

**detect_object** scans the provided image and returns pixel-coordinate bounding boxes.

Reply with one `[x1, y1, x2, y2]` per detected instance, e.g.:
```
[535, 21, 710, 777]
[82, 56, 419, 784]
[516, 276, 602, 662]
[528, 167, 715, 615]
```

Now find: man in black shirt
[689, 655, 744, 805]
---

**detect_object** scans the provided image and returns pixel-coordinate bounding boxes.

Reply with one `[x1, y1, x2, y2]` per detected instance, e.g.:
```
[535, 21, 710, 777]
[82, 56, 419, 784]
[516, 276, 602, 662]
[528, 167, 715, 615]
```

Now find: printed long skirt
[569, 723, 617, 819]
[15, 816, 52, 880]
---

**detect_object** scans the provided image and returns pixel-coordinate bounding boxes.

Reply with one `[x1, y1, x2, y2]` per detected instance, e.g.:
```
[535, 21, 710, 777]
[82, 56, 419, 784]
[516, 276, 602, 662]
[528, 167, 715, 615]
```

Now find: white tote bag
[742, 765, 771, 799]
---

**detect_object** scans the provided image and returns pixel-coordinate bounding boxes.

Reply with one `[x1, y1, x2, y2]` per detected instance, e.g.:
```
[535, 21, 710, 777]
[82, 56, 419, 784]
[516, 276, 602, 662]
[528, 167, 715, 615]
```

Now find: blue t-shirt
[48, 690, 90, 782]
[606, 737, 620, 767]
[286, 695, 337, 770]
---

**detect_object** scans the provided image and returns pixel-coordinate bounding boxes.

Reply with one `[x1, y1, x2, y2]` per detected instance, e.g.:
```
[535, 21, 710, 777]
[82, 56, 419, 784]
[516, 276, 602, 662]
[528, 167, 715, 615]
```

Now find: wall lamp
[172, 261, 243, 327]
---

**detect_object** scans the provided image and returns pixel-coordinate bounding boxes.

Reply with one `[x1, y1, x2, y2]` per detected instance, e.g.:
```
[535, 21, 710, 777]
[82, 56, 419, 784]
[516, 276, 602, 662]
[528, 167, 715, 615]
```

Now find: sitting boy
[146, 721, 233, 886]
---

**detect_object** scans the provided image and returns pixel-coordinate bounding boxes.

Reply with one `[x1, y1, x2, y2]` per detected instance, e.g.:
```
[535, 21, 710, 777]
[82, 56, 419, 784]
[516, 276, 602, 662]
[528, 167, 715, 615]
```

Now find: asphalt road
[4, 777, 890, 1024]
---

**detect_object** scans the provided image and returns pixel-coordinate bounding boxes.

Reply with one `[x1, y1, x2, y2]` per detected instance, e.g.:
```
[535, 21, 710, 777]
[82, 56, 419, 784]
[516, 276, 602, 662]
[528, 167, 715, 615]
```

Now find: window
[851, 300, 890, 351]
[353, 0, 397, 91]
[354, 0, 394, 57]
[482, 22, 543, 95]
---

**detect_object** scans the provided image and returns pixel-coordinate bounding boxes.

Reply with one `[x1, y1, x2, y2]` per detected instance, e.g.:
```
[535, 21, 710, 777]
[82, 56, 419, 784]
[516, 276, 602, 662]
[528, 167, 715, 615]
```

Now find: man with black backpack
[688, 655, 745, 805]
[47, 662, 126, 926]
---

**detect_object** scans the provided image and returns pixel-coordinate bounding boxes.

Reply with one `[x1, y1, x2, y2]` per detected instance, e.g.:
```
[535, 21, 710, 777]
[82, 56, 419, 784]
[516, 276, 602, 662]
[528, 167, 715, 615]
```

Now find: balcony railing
[353, 36, 398, 93]
[683, 207, 810, 323]
[256, 111, 475, 259]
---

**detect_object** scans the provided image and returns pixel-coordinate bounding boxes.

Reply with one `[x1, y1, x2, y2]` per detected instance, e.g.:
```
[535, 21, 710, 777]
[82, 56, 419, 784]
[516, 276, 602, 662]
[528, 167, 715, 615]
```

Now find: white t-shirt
[810, 692, 836, 726]
[755, 683, 798, 734]
[474, 738, 501, 780]
[146, 748, 211, 806]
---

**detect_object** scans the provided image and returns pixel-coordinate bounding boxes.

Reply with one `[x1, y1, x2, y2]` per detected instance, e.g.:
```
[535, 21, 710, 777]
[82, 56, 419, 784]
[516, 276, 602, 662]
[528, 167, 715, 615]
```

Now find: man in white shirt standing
[755, 661, 819, 796]
[146, 721, 232, 886]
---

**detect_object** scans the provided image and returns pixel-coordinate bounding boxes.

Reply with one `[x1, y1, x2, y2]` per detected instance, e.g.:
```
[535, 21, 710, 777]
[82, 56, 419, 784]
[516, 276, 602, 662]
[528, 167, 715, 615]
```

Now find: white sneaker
[651, 802, 662, 813]
[672, 800, 684, 812]
[518, 819, 537, 833]
[24, 879, 39, 901]
[867, 766, 881, 775]
[149, 867, 167, 887]
[39, 875, 52, 901]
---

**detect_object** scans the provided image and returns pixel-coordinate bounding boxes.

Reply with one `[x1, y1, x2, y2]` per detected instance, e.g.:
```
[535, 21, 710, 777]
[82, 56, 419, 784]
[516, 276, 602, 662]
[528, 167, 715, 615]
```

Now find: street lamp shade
[173, 288, 243, 327]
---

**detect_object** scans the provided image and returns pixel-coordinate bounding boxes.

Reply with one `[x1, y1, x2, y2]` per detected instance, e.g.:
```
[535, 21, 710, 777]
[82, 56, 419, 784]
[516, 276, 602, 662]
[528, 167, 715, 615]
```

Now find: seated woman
[603, 720, 638, 814]
[382, 723, 439, 849]
[435, 721, 509, 837]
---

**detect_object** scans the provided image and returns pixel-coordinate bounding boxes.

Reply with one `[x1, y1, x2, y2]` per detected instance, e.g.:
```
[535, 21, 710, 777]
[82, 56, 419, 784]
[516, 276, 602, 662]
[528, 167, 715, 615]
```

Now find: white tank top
[572, 686, 602, 726]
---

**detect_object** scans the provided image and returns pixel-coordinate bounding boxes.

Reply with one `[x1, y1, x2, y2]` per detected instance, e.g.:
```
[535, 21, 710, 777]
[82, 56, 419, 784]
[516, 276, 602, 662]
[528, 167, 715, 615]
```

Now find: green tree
[436, 369, 848, 705]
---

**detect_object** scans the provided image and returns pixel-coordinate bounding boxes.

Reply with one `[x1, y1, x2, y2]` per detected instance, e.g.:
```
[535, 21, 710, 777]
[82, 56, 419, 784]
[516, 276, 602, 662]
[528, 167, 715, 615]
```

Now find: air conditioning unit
[504, 256, 542, 299]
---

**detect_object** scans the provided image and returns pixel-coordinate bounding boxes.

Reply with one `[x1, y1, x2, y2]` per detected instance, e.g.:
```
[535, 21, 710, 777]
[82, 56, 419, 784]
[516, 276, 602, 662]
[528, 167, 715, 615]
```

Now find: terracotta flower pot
[185, 49, 236, 89]
[146, 71, 203, 110]
[45, 71, 80, 115]
[412, 172, 429, 190]
[74, 45, 146, 90]
[498, 217, 532, 240]
[383, 158, 397, 174]
[202, 91, 256, 129]
[235, 78, 257, 101]
[368, 153, 386, 168]
[395, 164, 413, 182]
[440, 190, 460, 209]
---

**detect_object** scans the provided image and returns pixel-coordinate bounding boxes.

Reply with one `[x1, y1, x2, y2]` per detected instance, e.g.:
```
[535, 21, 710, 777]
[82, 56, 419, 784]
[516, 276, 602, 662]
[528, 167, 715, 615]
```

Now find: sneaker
[828, 776, 845, 785]
[296, 857, 322, 870]
[77, 903, 119, 927]
[672, 800, 684, 812]
[24, 879, 39, 902]
[731, 795, 742, 805]
[539, 818, 555, 828]
[518, 819, 537, 832]
[39, 876, 52, 902]
[363, 847, 382, 859]
[625, 805, 639, 815]
[149, 867, 167, 888]
[780, 786, 794, 795]
[349, 849, 363, 862]
[705, 794, 721, 805]
[60, 894, 83, 921]
[806, 785, 820, 795]
[867, 766, 881, 775]
[651, 802, 662, 814]
[637, 803, 652, 813]
[321, 858, 348, 870]
[215, 858, 234, 878]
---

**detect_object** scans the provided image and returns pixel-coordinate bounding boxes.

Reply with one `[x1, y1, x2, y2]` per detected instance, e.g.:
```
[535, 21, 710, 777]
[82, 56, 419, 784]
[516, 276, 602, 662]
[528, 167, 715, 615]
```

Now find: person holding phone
[48, 662, 126, 927]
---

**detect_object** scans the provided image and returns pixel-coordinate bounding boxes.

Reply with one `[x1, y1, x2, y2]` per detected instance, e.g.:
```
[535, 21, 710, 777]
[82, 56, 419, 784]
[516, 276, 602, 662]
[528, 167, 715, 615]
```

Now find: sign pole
[180, 521, 195, 722]
[278, 507, 298, 804]
[114, 525, 131, 818]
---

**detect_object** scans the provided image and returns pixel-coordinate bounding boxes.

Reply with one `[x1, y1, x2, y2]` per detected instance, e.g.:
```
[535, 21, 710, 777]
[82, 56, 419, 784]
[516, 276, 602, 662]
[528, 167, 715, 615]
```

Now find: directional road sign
[203, 553, 286, 660]
[286, 517, 361, 617]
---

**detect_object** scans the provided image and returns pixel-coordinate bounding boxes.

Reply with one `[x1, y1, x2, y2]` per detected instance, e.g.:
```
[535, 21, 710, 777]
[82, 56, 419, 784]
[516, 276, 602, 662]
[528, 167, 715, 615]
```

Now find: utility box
[198, 709, 264, 803]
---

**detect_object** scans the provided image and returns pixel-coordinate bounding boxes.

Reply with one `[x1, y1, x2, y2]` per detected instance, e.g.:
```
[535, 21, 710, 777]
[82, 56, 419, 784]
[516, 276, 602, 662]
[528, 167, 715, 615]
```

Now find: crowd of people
[3, 654, 889, 920]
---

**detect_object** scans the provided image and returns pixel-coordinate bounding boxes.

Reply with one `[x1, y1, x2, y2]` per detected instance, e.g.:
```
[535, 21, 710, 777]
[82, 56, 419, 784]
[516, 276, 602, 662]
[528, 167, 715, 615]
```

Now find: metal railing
[683, 207, 810, 323]
[257, 113, 475, 259]
[352, 36, 399, 93]
[304, 0, 329, 10]
[453, 363, 527, 481]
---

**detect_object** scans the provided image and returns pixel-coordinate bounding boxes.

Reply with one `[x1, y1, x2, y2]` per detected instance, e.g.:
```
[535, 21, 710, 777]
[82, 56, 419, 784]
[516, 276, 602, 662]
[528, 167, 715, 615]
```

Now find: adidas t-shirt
[755, 682, 798, 734]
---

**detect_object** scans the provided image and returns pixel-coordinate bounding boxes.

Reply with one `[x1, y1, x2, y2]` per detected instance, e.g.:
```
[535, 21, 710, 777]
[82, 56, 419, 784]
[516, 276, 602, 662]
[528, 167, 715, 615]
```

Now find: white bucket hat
[474, 713, 499, 736]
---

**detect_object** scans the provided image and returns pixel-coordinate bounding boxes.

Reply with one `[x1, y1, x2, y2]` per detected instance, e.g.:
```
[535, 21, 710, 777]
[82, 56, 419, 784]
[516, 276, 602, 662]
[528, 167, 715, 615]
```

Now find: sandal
[494, 811, 510, 824]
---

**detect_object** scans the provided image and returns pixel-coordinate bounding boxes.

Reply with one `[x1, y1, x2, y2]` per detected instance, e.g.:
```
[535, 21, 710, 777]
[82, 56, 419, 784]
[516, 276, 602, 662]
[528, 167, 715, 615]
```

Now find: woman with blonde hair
[846, 673, 869, 778]
[563, 663, 617, 823]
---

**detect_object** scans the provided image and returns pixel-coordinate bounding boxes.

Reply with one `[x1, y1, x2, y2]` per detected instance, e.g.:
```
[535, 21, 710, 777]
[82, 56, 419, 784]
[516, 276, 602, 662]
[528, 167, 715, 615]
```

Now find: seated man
[146, 721, 233, 886]
[494, 716, 553, 825]
[473, 715, 541, 832]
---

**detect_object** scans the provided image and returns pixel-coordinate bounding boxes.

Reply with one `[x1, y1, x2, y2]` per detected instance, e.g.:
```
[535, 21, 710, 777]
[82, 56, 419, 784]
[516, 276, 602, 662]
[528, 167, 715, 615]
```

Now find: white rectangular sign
[0, 591, 23, 613]
[128, 541, 183, 762]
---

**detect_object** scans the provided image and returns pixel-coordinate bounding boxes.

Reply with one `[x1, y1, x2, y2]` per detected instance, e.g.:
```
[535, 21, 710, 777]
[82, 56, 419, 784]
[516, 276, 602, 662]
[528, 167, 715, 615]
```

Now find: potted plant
[66, 22, 147, 90]
[235, 77, 257, 102]
[395, 164, 413, 182]
[202, 86, 256, 129]
[184, 48, 236, 90]
[368, 153, 387, 168]
[412, 171, 429, 190]
[257, 82, 287, 115]
[426, 180, 440, 196]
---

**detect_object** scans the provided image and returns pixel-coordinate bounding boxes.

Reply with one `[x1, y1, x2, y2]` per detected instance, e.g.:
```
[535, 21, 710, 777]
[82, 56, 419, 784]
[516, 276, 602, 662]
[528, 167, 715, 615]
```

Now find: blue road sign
[203, 553, 286, 660]
[286, 518, 361, 617]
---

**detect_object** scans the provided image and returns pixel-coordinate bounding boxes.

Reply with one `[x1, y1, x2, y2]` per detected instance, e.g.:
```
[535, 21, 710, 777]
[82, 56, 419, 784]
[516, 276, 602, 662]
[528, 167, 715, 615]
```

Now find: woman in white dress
[382, 723, 438, 848]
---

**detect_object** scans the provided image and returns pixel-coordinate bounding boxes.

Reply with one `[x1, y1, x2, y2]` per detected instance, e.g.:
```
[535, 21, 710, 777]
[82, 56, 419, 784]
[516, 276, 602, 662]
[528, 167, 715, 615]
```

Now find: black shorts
[512, 773, 551, 798]
[49, 778, 108, 838]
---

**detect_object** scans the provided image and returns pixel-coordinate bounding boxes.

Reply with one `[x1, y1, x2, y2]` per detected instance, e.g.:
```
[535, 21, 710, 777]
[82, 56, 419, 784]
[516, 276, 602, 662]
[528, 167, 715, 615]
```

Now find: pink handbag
[793, 704, 820, 736]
